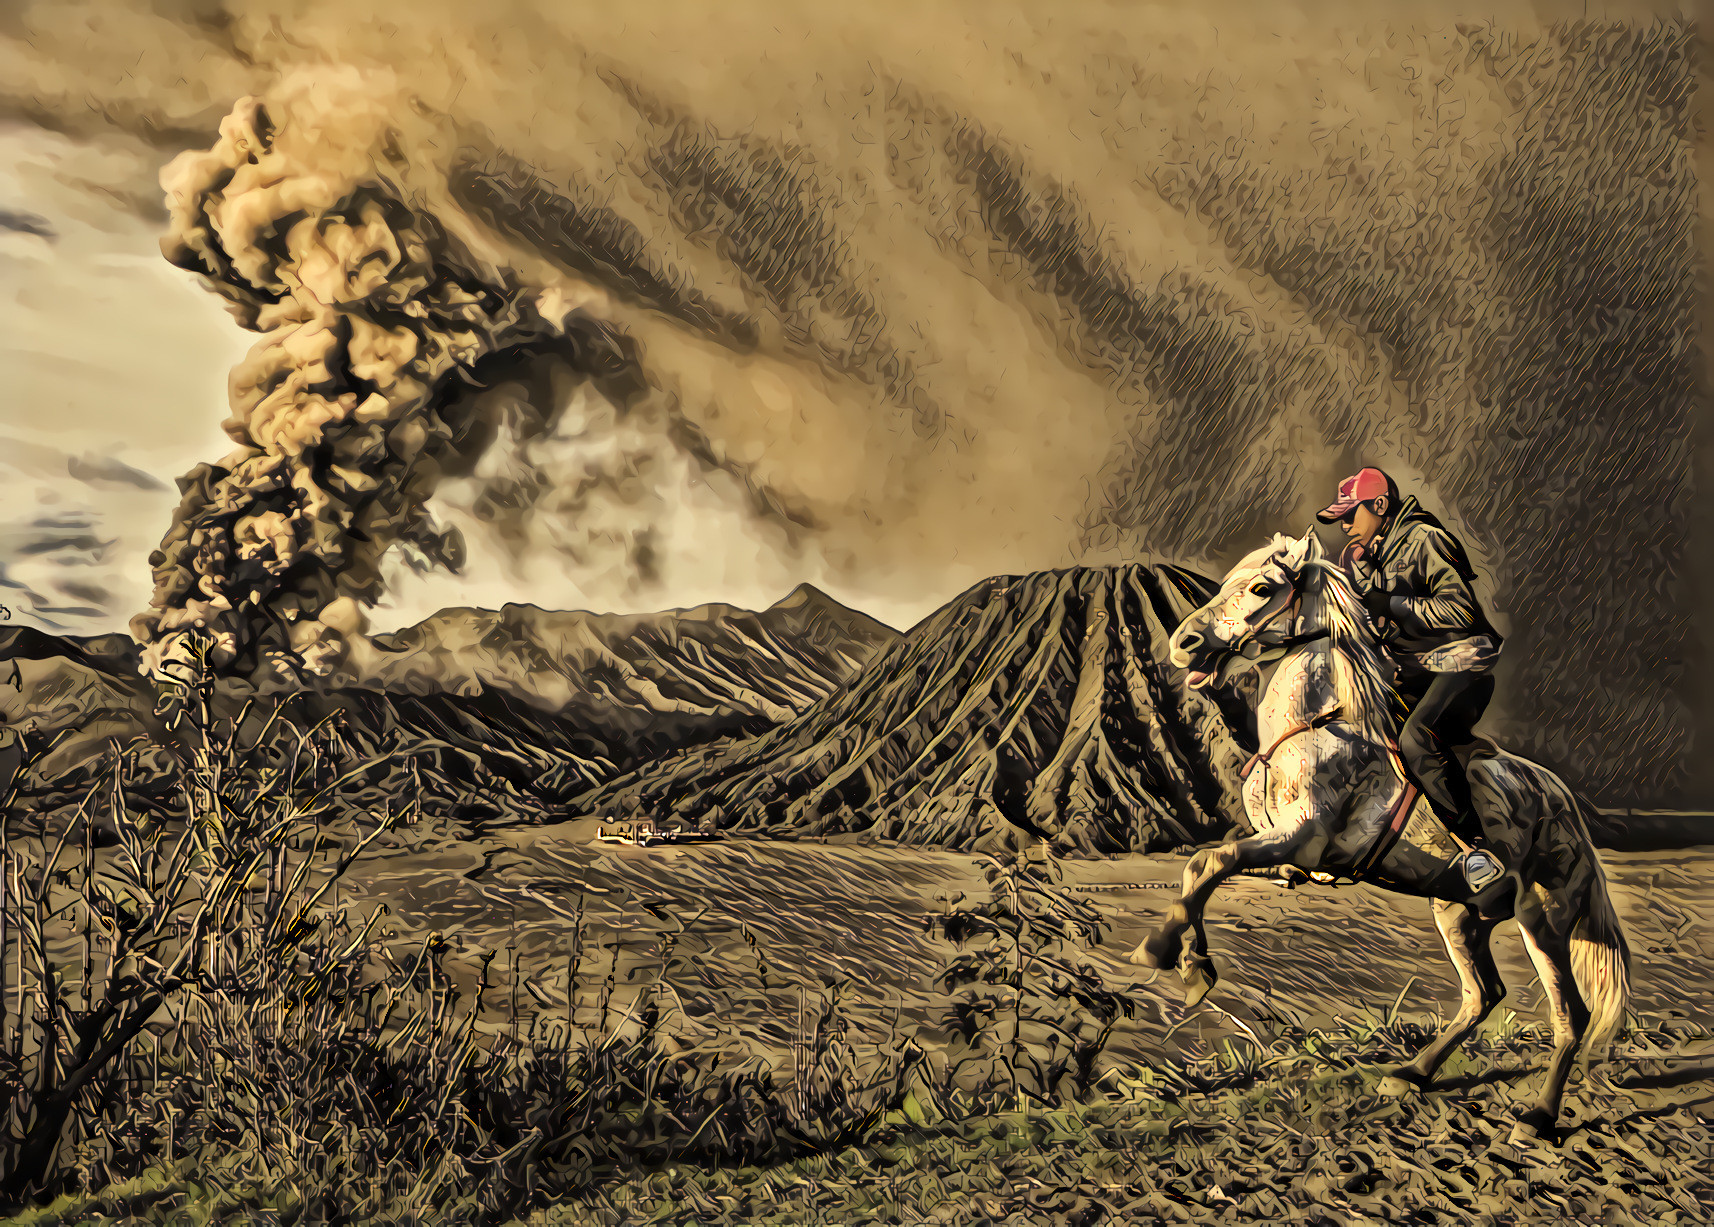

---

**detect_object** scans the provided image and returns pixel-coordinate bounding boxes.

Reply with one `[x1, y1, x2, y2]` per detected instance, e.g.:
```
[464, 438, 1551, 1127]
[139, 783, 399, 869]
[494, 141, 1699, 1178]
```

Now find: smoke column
[131, 70, 644, 684]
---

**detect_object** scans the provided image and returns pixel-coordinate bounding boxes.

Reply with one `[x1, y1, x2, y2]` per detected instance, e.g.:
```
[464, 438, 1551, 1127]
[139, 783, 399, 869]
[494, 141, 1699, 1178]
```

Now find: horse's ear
[1278, 528, 1317, 575]
[1301, 526, 1326, 563]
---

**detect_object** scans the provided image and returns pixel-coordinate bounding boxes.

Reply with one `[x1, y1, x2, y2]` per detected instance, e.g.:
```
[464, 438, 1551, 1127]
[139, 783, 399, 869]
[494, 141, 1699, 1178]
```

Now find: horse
[1130, 528, 1630, 1144]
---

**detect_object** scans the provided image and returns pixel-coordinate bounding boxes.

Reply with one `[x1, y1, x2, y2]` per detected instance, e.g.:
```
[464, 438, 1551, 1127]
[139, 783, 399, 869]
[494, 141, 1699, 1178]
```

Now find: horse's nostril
[1178, 631, 1204, 652]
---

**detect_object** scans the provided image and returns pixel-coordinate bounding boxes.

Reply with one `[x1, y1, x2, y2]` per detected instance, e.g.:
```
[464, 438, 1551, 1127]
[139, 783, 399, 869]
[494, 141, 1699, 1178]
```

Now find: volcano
[571, 565, 1258, 854]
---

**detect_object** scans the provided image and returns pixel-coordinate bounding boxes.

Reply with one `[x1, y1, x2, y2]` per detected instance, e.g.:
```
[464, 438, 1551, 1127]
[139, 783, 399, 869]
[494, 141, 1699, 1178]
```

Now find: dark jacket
[1343, 498, 1503, 666]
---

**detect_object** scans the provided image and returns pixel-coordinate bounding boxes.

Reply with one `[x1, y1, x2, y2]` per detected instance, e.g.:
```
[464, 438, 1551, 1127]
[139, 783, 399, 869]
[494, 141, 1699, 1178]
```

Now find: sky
[4, 0, 1689, 647]
[1, 121, 241, 631]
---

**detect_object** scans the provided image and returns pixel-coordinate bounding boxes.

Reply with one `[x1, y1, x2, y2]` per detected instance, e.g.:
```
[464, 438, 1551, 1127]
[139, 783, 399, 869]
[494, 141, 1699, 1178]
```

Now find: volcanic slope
[572, 565, 1256, 853]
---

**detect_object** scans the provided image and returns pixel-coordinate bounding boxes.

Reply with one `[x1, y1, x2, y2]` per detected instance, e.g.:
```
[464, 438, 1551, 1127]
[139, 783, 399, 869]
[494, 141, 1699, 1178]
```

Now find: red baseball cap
[1316, 467, 1393, 523]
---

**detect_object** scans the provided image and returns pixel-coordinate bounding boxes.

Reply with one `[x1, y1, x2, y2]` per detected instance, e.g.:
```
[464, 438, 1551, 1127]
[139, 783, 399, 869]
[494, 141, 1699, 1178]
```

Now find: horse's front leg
[1129, 823, 1326, 1003]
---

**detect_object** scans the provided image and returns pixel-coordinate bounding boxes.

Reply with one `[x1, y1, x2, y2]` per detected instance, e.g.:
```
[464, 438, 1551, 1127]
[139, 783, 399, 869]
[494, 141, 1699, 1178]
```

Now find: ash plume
[130, 73, 643, 685]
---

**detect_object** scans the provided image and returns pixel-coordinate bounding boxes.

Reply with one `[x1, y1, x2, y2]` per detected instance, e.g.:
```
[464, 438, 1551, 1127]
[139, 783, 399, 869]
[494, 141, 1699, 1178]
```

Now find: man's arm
[1386, 530, 1482, 634]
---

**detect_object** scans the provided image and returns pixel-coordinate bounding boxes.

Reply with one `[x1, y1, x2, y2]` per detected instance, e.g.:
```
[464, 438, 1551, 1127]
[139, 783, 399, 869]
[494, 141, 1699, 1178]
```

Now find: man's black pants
[1395, 669, 1494, 844]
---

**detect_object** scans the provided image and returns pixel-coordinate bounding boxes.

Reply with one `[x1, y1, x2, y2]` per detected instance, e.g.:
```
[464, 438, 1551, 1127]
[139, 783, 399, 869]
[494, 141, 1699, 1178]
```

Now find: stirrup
[1459, 849, 1504, 893]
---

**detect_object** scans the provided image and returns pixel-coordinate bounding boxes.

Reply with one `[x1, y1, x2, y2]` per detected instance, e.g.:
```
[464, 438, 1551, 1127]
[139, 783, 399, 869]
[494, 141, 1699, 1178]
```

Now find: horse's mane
[1304, 559, 1400, 743]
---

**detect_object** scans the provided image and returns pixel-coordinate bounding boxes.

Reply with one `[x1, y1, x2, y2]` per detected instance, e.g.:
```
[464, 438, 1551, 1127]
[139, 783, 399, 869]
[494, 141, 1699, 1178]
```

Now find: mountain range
[570, 565, 1254, 853]
[0, 585, 898, 824]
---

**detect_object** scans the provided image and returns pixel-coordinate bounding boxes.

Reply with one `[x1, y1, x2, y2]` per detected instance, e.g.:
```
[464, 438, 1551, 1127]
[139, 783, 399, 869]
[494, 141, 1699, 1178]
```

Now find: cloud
[0, 207, 55, 239]
[67, 452, 167, 490]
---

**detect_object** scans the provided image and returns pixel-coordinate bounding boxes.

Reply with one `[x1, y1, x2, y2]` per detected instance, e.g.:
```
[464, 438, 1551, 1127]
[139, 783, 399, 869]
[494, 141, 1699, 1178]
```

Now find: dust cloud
[0, 0, 1700, 801]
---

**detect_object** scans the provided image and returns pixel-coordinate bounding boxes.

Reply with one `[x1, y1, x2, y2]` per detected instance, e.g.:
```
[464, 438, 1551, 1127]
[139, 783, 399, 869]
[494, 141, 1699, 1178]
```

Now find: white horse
[1131, 528, 1630, 1144]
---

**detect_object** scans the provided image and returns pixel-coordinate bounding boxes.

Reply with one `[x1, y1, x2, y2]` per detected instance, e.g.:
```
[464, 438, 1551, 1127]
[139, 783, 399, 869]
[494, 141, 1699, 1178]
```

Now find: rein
[1242, 576, 1434, 882]
[1245, 627, 1332, 659]
[1236, 594, 1331, 665]
[1208, 549, 1464, 887]
[1239, 705, 1343, 781]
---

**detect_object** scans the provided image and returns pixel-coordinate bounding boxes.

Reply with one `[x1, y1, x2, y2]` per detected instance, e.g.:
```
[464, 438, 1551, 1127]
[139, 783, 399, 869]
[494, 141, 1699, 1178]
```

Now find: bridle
[1228, 581, 1331, 669]
[1224, 566, 1342, 783]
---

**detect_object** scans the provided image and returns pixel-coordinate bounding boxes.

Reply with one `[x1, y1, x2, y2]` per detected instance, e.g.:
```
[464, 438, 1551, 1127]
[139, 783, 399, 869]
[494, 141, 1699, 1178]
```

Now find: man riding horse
[1316, 467, 1504, 895]
[1144, 521, 1629, 1143]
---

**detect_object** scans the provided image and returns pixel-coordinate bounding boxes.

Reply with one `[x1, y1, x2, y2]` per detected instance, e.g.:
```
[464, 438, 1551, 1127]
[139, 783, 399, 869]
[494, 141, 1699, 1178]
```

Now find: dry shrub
[0, 635, 917, 1222]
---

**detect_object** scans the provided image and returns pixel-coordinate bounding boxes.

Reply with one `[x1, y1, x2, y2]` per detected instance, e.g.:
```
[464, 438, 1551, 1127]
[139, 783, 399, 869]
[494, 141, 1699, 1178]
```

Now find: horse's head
[1170, 528, 1327, 690]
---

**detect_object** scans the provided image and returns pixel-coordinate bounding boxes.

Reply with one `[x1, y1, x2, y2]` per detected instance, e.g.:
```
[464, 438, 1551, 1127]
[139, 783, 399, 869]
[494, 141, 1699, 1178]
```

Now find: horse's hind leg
[1513, 907, 1591, 1144]
[1379, 900, 1504, 1095]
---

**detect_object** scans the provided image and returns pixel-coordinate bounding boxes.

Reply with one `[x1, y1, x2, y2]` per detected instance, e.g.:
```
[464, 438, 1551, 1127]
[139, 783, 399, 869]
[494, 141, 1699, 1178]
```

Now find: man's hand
[1361, 583, 1394, 621]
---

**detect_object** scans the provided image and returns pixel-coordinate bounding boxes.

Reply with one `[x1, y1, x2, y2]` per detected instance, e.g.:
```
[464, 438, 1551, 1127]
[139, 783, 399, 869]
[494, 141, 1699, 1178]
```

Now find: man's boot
[1443, 804, 1508, 902]
[1458, 842, 1505, 893]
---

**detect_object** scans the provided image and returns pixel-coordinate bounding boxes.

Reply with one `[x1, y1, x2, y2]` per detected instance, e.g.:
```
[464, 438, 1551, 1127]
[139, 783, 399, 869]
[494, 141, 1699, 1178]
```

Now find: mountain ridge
[353, 588, 896, 729]
[0, 587, 897, 823]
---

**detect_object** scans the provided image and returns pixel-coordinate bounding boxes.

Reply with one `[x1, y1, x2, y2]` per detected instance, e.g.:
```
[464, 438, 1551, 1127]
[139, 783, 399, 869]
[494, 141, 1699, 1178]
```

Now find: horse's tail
[1568, 804, 1632, 1066]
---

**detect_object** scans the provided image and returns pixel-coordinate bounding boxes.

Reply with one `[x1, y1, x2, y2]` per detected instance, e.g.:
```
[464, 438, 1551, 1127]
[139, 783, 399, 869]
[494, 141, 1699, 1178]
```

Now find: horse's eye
[1249, 582, 1271, 596]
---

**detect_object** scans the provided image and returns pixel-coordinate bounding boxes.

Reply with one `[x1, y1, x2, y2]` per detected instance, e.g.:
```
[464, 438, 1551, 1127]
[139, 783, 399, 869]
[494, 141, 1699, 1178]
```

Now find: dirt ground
[18, 821, 1714, 1224]
[343, 821, 1714, 1076]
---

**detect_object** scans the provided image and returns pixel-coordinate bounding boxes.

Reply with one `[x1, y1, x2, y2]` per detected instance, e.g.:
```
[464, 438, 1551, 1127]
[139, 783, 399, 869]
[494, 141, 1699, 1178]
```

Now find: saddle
[1241, 713, 1502, 884]
[1354, 734, 1505, 880]
[1238, 708, 1417, 882]
[1349, 747, 1420, 880]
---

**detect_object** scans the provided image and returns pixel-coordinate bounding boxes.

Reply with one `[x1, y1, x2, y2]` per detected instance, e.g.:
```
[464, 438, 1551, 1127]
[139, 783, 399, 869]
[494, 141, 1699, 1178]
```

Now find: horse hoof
[1181, 955, 1218, 1007]
[1131, 933, 1175, 970]
[1377, 1074, 1421, 1098]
